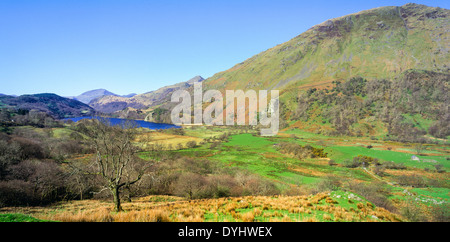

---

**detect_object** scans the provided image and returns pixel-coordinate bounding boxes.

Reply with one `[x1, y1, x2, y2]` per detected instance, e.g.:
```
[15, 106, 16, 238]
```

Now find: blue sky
[0, 0, 449, 96]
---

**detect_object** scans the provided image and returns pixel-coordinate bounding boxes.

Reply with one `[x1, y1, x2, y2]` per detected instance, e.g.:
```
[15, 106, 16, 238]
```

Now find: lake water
[64, 116, 180, 130]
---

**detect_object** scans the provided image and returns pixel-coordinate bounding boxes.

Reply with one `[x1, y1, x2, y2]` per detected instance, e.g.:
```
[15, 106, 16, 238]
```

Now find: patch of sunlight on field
[135, 131, 203, 149]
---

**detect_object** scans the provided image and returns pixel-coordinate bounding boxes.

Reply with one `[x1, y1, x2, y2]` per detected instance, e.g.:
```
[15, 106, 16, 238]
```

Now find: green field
[0, 214, 52, 222]
[171, 127, 449, 216]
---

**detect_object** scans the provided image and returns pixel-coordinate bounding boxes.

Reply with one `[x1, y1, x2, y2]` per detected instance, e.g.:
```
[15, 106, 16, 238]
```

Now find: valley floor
[1, 125, 448, 222]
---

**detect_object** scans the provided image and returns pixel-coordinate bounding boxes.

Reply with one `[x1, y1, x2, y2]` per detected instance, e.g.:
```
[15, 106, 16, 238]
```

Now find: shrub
[372, 165, 386, 177]
[209, 142, 221, 149]
[396, 174, 427, 188]
[0, 180, 35, 207]
[342, 159, 361, 168]
[382, 161, 406, 170]
[401, 199, 427, 222]
[276, 142, 327, 159]
[185, 141, 197, 149]
[204, 174, 239, 198]
[328, 159, 337, 166]
[173, 172, 206, 199]
[10, 136, 47, 160]
[434, 164, 445, 173]
[346, 181, 396, 212]
[430, 203, 450, 222]
[314, 175, 343, 193]
[353, 155, 378, 167]
[0, 140, 22, 179]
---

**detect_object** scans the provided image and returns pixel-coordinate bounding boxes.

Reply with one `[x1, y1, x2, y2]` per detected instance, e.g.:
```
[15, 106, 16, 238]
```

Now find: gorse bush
[353, 155, 379, 167]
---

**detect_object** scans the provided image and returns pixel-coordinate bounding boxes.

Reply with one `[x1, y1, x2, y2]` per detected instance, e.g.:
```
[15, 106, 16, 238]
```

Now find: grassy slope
[204, 4, 449, 95]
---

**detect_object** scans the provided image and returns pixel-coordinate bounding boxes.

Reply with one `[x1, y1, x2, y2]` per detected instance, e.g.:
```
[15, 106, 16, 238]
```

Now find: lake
[64, 116, 180, 130]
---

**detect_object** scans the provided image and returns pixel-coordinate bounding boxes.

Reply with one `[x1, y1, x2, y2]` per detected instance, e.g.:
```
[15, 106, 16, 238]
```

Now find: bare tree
[80, 119, 152, 212]
[414, 143, 426, 155]
[173, 172, 206, 199]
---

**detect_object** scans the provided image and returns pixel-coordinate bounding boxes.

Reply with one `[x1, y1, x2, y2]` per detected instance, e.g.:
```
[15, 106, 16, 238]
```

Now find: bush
[382, 161, 406, 170]
[434, 164, 445, 173]
[203, 174, 239, 198]
[401, 199, 427, 222]
[346, 181, 396, 212]
[209, 142, 221, 149]
[10, 136, 47, 160]
[185, 141, 197, 149]
[328, 159, 337, 166]
[396, 174, 427, 188]
[372, 165, 386, 177]
[0, 180, 35, 207]
[276, 142, 327, 159]
[0, 140, 22, 179]
[173, 172, 206, 199]
[342, 159, 361, 168]
[430, 203, 450, 222]
[353, 155, 379, 167]
[313, 175, 343, 193]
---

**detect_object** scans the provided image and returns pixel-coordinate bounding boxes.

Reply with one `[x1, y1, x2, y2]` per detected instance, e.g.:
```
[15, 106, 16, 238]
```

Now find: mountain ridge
[89, 76, 205, 115]
[0, 93, 95, 119]
[70, 88, 138, 104]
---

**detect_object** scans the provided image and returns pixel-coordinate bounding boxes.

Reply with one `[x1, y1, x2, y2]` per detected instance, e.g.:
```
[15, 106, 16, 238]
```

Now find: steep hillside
[204, 3, 448, 95]
[0, 93, 95, 119]
[153, 3, 448, 139]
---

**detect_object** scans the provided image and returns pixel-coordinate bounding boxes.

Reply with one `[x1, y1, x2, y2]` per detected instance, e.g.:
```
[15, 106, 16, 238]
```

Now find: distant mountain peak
[186, 76, 205, 84]
[72, 89, 118, 104]
[88, 75, 206, 114]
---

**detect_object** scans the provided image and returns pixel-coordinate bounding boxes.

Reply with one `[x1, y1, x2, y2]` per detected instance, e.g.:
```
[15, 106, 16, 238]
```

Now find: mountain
[122, 93, 137, 98]
[202, 5, 448, 116]
[205, 3, 448, 95]
[72, 89, 119, 104]
[89, 76, 204, 115]
[0, 93, 95, 119]
[143, 3, 449, 139]
[82, 3, 450, 138]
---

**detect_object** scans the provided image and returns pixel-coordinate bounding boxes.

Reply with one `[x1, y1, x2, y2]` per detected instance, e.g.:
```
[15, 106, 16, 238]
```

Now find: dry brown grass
[0, 193, 402, 222]
[135, 131, 203, 150]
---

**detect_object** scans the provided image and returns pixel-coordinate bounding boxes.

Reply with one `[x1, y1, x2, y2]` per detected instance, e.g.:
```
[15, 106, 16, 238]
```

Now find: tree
[414, 143, 426, 155]
[0, 140, 22, 180]
[173, 172, 206, 199]
[80, 119, 152, 212]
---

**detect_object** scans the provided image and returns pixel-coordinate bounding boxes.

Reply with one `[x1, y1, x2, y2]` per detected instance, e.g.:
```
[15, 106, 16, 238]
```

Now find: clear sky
[1, 0, 449, 96]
